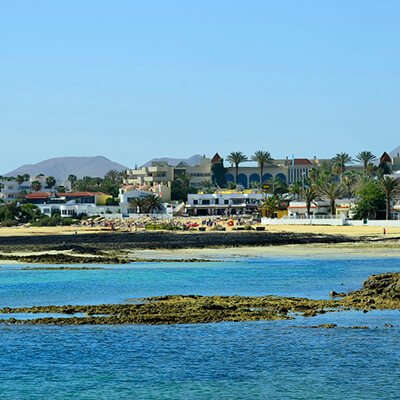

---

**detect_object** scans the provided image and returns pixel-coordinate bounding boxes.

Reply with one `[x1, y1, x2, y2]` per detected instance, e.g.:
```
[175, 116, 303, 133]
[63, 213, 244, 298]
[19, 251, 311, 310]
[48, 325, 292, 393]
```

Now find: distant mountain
[142, 154, 204, 167]
[389, 146, 400, 158]
[4, 156, 129, 180]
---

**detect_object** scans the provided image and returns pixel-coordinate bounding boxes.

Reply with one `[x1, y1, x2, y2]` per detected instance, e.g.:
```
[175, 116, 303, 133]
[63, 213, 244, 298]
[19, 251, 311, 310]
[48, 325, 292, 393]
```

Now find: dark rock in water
[329, 290, 346, 297]
[0, 273, 398, 326]
[309, 324, 337, 328]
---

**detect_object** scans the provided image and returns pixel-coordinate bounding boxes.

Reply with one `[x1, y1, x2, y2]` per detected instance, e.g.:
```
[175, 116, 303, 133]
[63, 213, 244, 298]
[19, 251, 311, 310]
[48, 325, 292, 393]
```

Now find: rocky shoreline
[0, 231, 364, 252]
[0, 231, 379, 264]
[1, 272, 398, 326]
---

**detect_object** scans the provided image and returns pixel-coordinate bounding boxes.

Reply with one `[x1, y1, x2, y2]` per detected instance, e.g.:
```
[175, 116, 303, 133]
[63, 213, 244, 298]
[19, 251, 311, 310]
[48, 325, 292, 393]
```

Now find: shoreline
[1, 230, 400, 263]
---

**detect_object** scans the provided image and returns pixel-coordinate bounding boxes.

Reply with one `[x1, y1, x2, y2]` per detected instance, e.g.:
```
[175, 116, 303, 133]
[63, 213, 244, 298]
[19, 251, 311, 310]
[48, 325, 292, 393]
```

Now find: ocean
[0, 257, 399, 399]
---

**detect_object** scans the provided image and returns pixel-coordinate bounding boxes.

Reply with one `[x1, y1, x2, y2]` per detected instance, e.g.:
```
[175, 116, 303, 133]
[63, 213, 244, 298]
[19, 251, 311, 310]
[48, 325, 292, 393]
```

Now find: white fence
[261, 216, 400, 227]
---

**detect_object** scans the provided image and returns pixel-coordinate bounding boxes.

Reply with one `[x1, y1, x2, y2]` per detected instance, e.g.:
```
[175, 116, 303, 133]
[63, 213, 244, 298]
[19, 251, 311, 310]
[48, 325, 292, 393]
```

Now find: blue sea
[0, 257, 399, 399]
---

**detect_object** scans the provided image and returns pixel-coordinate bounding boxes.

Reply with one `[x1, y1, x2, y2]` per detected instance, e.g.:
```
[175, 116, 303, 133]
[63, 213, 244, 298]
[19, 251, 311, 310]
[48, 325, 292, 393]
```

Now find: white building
[185, 192, 264, 216]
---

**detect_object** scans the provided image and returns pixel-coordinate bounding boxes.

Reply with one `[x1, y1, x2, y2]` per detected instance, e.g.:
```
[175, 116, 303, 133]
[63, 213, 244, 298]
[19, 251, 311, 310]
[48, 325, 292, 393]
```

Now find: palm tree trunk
[260, 164, 264, 186]
[387, 197, 391, 220]
[330, 199, 335, 216]
[306, 201, 311, 217]
[235, 164, 239, 183]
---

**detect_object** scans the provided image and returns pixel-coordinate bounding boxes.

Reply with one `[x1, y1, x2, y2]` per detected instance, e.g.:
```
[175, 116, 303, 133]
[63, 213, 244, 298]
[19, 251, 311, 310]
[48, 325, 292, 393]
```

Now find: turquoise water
[0, 258, 399, 399]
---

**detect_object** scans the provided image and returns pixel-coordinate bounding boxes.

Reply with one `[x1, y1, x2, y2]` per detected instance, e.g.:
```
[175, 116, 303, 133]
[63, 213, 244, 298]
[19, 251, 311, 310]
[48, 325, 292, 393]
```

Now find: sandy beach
[1, 224, 400, 238]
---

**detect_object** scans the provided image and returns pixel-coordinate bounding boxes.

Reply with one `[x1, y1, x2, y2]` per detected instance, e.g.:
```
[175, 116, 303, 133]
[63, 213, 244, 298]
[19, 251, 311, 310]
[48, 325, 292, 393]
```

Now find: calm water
[0, 258, 399, 399]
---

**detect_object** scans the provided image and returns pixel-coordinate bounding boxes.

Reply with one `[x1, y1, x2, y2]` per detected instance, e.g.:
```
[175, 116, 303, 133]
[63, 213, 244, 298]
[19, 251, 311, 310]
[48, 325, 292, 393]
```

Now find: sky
[1, 0, 399, 173]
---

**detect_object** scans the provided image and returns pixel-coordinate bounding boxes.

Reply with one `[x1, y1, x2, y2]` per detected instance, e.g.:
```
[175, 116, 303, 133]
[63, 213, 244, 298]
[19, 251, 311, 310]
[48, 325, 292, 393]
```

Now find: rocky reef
[0, 272, 398, 325]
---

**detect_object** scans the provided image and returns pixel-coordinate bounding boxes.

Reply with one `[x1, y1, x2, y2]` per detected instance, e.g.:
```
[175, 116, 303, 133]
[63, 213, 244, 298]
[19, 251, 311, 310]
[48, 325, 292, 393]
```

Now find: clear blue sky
[1, 0, 399, 173]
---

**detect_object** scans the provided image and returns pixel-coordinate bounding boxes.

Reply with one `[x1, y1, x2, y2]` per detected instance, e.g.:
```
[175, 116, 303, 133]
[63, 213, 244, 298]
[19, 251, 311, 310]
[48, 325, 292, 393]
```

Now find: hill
[389, 146, 400, 158]
[4, 156, 129, 180]
[142, 154, 204, 167]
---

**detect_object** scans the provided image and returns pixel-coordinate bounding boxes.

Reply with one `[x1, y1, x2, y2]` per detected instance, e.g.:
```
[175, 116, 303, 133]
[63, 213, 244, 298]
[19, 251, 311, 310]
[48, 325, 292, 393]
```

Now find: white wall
[261, 217, 400, 227]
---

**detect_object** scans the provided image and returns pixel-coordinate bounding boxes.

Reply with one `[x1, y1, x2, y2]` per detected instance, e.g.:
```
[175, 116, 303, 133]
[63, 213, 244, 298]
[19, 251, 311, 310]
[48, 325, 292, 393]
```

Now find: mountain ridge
[4, 156, 129, 180]
[141, 154, 204, 167]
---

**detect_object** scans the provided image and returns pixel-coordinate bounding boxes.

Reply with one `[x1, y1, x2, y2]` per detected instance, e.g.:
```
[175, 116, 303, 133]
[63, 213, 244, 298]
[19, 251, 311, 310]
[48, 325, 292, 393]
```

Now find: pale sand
[0, 224, 400, 237]
[131, 242, 400, 260]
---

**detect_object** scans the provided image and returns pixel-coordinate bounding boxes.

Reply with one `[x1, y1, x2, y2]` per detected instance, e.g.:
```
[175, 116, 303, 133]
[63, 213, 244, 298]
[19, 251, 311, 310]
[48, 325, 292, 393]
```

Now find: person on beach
[383, 228, 386, 235]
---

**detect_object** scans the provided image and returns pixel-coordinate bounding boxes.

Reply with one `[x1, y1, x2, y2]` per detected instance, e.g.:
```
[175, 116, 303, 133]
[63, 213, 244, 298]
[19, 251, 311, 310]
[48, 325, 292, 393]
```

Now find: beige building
[124, 157, 211, 188]
[125, 162, 174, 186]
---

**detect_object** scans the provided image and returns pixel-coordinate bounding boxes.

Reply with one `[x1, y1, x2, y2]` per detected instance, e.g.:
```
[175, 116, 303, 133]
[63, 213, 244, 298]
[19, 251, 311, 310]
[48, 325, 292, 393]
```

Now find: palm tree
[68, 174, 77, 190]
[30, 181, 42, 192]
[319, 181, 343, 216]
[289, 181, 302, 200]
[251, 150, 273, 185]
[299, 186, 319, 216]
[105, 170, 120, 184]
[23, 173, 30, 182]
[379, 176, 399, 220]
[16, 175, 25, 185]
[309, 167, 321, 185]
[332, 153, 353, 180]
[226, 151, 248, 183]
[129, 197, 144, 213]
[142, 195, 164, 213]
[262, 196, 279, 218]
[356, 151, 376, 170]
[264, 177, 289, 198]
[177, 173, 191, 188]
[342, 171, 357, 199]
[45, 176, 56, 190]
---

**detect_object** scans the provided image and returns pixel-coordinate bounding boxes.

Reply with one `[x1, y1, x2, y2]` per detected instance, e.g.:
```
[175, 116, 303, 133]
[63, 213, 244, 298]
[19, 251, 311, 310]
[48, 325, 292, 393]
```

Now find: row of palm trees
[226, 151, 273, 184]
[264, 172, 399, 220]
[225, 150, 381, 186]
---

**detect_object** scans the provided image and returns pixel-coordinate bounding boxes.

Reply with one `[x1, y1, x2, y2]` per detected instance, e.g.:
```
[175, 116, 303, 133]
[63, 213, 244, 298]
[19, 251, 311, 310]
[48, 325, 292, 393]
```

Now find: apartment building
[185, 191, 264, 216]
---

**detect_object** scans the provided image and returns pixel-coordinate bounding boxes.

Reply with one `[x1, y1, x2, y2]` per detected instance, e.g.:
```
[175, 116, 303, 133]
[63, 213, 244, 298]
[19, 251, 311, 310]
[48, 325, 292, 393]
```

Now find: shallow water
[0, 257, 399, 399]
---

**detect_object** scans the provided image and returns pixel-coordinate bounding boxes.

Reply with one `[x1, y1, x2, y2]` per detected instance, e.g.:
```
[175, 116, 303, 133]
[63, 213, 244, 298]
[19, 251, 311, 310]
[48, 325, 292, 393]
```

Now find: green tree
[264, 177, 289, 198]
[379, 176, 399, 220]
[129, 197, 144, 213]
[176, 173, 191, 188]
[356, 151, 376, 170]
[105, 169, 121, 184]
[332, 153, 353, 180]
[226, 151, 248, 183]
[262, 195, 279, 218]
[319, 181, 343, 216]
[289, 181, 303, 200]
[171, 180, 197, 202]
[68, 174, 78, 190]
[353, 181, 385, 220]
[299, 186, 319, 216]
[30, 181, 42, 192]
[142, 195, 164, 213]
[211, 159, 227, 188]
[16, 175, 25, 185]
[251, 150, 273, 185]
[45, 176, 56, 190]
[342, 171, 358, 199]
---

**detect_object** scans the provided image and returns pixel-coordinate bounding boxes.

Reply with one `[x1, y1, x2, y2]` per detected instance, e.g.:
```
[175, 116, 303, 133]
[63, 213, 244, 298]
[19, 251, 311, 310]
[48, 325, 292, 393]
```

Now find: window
[202, 199, 210, 205]
[193, 200, 198, 205]
[214, 199, 219, 205]
[224, 200, 229, 205]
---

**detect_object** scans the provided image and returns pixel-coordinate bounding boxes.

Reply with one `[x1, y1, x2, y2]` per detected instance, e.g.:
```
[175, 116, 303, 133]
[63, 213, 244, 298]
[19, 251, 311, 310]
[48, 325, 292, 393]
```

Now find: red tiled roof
[25, 191, 108, 199]
[211, 153, 222, 164]
[294, 158, 313, 166]
[59, 192, 108, 197]
[25, 192, 52, 199]
[380, 152, 391, 163]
